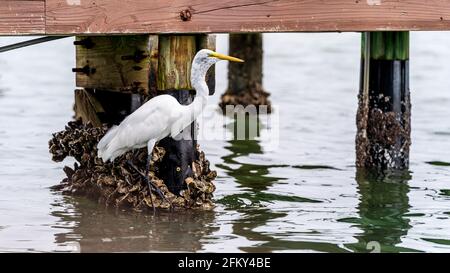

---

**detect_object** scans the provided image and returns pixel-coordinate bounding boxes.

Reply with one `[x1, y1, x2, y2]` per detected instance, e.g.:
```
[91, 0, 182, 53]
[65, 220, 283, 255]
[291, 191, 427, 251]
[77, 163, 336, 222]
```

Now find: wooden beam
[74, 36, 152, 94]
[0, 1, 45, 35]
[45, 0, 450, 34]
[74, 88, 104, 127]
[1, 0, 450, 35]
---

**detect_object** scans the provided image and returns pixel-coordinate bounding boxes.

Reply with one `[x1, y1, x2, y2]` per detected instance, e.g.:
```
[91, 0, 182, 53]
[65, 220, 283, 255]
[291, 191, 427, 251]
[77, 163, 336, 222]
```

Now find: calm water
[0, 33, 450, 253]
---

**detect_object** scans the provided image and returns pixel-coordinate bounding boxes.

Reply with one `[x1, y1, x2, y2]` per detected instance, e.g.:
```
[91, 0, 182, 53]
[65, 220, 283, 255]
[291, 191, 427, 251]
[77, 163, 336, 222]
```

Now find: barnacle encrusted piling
[49, 120, 216, 211]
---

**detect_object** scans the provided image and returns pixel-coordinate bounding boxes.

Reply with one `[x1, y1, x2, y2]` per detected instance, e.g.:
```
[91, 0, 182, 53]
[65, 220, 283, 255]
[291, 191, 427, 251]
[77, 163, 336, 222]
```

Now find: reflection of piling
[346, 169, 412, 252]
[52, 200, 218, 252]
[221, 119, 279, 192]
[356, 32, 411, 170]
[220, 34, 271, 113]
[155, 34, 215, 194]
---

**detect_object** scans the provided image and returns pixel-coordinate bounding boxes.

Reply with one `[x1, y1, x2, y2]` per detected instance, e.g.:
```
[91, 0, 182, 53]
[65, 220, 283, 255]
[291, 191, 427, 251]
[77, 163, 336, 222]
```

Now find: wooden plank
[74, 88, 104, 127]
[0, 1, 45, 35]
[74, 35, 152, 94]
[46, 0, 450, 34]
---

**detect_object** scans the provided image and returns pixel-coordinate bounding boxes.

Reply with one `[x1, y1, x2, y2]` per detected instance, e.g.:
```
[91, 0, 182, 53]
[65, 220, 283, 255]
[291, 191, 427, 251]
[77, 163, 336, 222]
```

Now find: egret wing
[116, 95, 180, 149]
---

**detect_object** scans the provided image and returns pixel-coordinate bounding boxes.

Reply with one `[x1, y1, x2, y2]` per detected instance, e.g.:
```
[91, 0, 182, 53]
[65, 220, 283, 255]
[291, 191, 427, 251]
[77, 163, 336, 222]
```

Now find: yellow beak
[209, 52, 244, 62]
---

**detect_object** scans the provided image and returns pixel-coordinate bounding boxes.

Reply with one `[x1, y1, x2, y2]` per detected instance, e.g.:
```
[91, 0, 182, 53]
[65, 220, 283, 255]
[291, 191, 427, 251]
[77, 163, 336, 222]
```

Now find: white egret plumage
[96, 49, 243, 209]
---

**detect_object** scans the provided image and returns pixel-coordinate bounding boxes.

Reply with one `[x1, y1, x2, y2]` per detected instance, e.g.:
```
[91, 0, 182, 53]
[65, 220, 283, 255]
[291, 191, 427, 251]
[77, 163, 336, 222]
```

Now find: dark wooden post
[356, 32, 411, 170]
[220, 34, 271, 112]
[156, 34, 215, 194]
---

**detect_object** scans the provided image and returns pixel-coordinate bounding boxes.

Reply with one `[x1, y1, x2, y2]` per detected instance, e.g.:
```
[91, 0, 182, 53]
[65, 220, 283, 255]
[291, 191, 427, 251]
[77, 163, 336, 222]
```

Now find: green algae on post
[356, 31, 411, 170]
[361, 31, 409, 60]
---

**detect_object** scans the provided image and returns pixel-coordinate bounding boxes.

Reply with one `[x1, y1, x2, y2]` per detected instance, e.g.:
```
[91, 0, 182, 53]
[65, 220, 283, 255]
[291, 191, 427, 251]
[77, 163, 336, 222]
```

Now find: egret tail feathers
[97, 125, 119, 161]
[103, 146, 128, 162]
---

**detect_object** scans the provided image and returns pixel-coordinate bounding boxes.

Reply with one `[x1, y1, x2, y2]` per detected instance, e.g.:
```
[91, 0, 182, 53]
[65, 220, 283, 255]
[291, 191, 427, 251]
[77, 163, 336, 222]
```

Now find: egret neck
[170, 49, 244, 138]
[184, 57, 215, 122]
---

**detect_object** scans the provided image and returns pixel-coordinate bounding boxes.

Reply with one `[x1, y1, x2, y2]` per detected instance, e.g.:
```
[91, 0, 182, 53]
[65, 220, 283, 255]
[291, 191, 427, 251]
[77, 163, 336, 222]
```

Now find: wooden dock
[1, 0, 450, 35]
[1, 1, 446, 178]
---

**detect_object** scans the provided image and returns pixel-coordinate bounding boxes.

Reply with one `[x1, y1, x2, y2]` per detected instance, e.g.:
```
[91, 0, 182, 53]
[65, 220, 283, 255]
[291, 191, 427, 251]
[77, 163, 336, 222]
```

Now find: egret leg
[145, 140, 157, 212]
[146, 139, 174, 211]
[144, 153, 155, 212]
[147, 140, 174, 211]
[125, 159, 168, 206]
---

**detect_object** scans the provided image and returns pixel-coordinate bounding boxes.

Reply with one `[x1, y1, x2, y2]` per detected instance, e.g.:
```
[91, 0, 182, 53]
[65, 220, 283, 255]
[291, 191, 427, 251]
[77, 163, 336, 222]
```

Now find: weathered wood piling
[47, 34, 218, 210]
[72, 34, 215, 195]
[356, 32, 410, 170]
[155, 34, 215, 194]
[73, 35, 153, 126]
[220, 34, 271, 113]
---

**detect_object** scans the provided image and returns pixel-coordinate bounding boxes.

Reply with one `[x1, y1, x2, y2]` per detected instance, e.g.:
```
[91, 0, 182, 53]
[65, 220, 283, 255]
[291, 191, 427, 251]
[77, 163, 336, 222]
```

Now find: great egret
[97, 49, 244, 209]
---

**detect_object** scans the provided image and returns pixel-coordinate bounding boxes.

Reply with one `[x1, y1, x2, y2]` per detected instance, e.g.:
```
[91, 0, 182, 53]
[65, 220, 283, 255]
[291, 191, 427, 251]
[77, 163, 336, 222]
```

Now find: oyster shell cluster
[49, 120, 216, 211]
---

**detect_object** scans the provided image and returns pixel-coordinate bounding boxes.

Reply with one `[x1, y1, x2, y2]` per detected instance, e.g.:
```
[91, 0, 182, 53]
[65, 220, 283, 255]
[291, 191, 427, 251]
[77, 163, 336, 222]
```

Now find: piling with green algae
[219, 34, 271, 113]
[356, 31, 411, 170]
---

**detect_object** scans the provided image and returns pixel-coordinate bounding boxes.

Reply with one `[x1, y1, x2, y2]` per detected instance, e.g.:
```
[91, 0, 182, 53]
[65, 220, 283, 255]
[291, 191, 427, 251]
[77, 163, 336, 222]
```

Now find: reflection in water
[51, 195, 218, 252]
[219, 139, 285, 192]
[343, 169, 415, 252]
[217, 116, 287, 192]
[216, 118, 286, 251]
[2, 33, 450, 252]
[217, 118, 344, 252]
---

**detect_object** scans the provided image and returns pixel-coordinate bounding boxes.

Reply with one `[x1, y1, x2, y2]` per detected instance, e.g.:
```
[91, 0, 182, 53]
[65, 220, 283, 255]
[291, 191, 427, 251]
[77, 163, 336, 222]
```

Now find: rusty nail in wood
[72, 67, 83, 73]
[72, 65, 96, 76]
[73, 38, 95, 49]
[180, 9, 192, 21]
